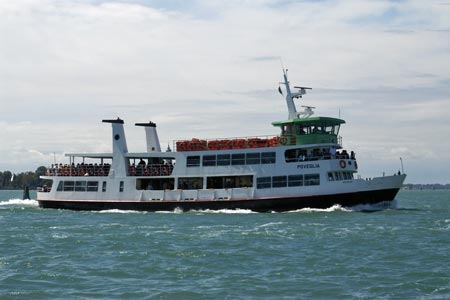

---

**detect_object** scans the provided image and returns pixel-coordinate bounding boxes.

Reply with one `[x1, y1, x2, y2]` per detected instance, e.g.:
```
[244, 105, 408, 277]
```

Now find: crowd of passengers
[47, 163, 111, 177]
[128, 159, 174, 176]
[286, 148, 356, 162]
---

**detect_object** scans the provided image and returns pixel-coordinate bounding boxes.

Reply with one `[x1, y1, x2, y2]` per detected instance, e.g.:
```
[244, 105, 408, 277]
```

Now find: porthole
[115, 134, 120, 140]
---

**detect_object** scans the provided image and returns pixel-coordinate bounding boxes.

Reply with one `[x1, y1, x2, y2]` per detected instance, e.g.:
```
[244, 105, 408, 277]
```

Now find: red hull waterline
[38, 188, 400, 212]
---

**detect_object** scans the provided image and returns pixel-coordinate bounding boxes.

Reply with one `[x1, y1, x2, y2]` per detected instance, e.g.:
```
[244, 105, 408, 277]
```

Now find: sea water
[0, 190, 449, 299]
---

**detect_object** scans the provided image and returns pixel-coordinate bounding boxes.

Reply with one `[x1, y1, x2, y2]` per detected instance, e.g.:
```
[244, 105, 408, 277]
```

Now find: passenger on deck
[342, 150, 349, 159]
[330, 147, 336, 158]
[351, 151, 355, 160]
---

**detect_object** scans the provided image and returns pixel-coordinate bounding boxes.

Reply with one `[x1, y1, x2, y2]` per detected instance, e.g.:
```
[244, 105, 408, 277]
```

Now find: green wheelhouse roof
[272, 116, 346, 127]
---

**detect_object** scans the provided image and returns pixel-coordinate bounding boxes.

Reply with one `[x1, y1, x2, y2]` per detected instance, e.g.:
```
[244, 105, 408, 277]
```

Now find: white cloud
[0, 0, 449, 183]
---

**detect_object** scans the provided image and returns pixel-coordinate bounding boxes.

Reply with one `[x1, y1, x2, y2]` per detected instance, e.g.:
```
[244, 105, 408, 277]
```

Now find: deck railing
[46, 164, 111, 177]
[128, 164, 174, 177]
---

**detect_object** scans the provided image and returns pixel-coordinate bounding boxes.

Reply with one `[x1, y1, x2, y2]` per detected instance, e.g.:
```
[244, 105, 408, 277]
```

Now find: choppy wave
[193, 208, 257, 214]
[0, 198, 39, 207]
[286, 204, 352, 213]
[155, 208, 257, 214]
[98, 209, 145, 214]
[348, 200, 398, 212]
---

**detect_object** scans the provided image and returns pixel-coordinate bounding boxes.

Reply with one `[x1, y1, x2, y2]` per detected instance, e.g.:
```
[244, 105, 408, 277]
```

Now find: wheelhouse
[272, 117, 345, 146]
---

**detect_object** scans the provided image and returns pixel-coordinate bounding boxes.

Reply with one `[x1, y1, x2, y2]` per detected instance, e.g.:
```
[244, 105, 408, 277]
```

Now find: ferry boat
[37, 70, 406, 212]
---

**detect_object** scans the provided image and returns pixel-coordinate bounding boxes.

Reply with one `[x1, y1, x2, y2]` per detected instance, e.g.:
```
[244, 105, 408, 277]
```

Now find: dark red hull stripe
[38, 188, 400, 212]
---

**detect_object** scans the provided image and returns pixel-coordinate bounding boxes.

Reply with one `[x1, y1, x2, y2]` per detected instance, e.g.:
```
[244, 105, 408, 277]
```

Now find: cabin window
[75, 181, 87, 192]
[63, 181, 75, 191]
[285, 148, 308, 163]
[328, 172, 334, 181]
[203, 155, 217, 166]
[288, 175, 304, 187]
[257, 177, 271, 189]
[136, 178, 175, 190]
[272, 176, 287, 188]
[87, 181, 99, 192]
[335, 172, 342, 181]
[217, 154, 231, 166]
[207, 175, 253, 189]
[57, 180, 98, 192]
[329, 172, 353, 181]
[178, 177, 203, 190]
[246, 153, 260, 165]
[102, 181, 107, 192]
[231, 154, 245, 165]
[261, 152, 276, 164]
[57, 181, 63, 191]
[304, 174, 320, 186]
[186, 156, 200, 167]
[119, 181, 124, 192]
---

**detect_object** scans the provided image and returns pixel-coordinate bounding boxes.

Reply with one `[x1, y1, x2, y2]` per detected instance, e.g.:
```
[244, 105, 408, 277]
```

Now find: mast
[280, 69, 311, 119]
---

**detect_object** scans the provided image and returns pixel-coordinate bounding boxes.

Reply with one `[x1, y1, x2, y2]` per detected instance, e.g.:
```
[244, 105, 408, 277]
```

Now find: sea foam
[286, 204, 352, 213]
[0, 198, 39, 207]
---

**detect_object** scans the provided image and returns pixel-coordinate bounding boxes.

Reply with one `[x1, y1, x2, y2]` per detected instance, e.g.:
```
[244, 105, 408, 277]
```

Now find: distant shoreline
[403, 184, 450, 190]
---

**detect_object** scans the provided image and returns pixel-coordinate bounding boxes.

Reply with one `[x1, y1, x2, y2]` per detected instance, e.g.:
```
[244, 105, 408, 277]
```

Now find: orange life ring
[340, 160, 346, 168]
[279, 137, 288, 145]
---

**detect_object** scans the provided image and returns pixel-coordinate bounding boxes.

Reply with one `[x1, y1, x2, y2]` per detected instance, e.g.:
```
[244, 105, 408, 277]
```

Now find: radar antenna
[298, 106, 315, 118]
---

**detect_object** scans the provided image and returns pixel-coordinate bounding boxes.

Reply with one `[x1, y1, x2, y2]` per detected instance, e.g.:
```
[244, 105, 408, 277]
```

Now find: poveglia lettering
[297, 163, 320, 169]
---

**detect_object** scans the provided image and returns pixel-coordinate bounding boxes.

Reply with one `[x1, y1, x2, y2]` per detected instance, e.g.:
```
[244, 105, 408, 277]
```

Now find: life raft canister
[340, 160, 346, 168]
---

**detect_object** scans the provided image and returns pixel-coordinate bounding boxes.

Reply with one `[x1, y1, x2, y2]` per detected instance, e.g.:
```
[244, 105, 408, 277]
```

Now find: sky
[0, 0, 449, 184]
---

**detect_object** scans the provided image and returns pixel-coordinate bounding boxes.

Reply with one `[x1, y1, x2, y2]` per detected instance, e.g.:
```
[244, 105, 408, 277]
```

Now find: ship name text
[297, 163, 320, 169]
